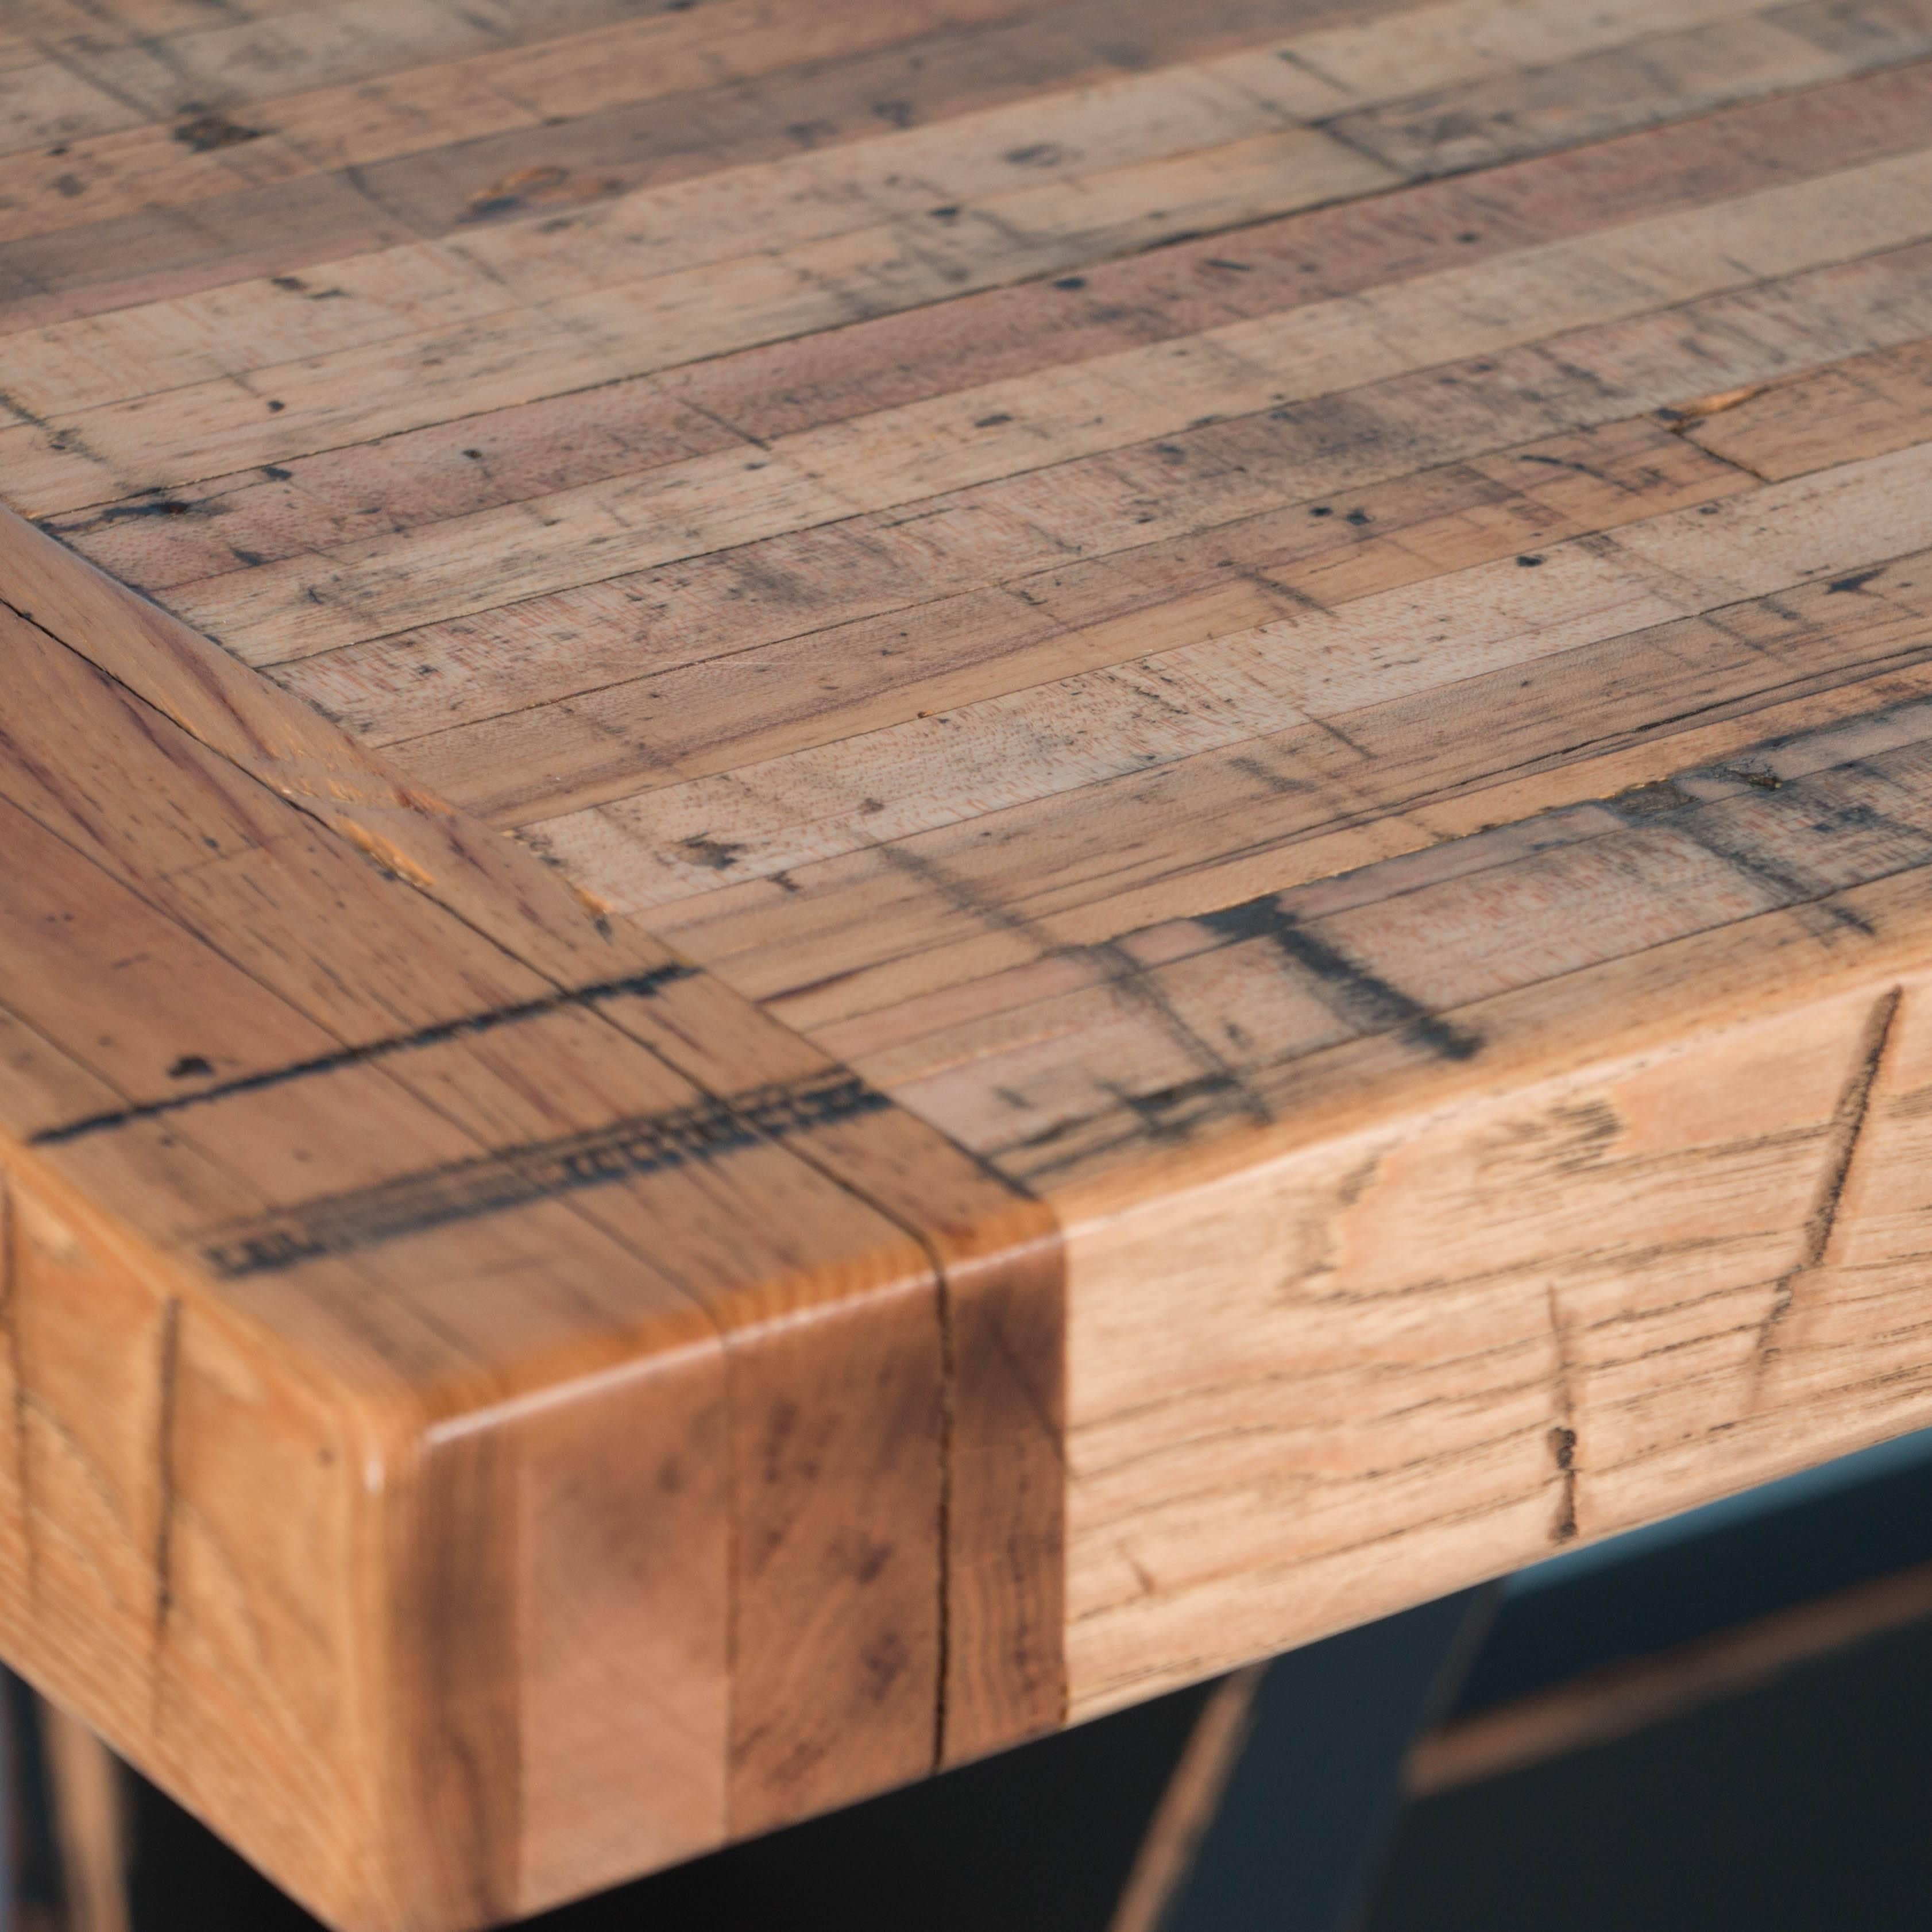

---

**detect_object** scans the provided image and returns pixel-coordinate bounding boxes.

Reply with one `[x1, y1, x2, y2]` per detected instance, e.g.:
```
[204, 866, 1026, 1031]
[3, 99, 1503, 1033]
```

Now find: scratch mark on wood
[1751, 986, 1903, 1400]
[1545, 1282, 1579, 1546]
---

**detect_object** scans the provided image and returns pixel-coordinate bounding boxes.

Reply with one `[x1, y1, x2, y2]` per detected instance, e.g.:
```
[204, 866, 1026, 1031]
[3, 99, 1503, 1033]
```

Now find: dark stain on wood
[195, 1074, 895, 1276]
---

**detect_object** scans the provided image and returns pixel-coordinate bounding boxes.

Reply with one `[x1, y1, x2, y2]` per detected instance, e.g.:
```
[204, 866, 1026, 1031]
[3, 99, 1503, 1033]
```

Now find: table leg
[1120, 1588, 1498, 1932]
[2, 1675, 127, 1932]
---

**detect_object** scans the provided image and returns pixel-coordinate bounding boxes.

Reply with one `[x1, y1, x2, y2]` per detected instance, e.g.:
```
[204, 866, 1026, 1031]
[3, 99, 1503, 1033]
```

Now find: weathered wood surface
[8, 0, 1932, 1925]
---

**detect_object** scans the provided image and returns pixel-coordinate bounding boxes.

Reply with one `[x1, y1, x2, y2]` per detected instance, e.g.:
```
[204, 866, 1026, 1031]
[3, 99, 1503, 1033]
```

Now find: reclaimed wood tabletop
[5, 0, 1932, 1923]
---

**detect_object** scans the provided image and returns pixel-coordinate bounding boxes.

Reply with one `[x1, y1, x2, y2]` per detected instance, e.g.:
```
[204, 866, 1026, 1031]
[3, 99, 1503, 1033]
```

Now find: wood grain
[8, 0, 1932, 1923]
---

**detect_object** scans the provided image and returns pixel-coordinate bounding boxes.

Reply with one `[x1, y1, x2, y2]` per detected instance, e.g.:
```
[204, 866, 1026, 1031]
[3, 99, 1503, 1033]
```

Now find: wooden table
[5, 0, 1932, 1923]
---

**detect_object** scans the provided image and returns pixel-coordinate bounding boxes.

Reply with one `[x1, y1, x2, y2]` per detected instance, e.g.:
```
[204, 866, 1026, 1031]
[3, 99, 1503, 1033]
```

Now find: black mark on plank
[196, 1073, 891, 1277]
[1104, 1071, 1251, 1141]
[1670, 806, 1880, 938]
[32, 964, 698, 1146]
[1199, 899, 1481, 1061]
[1548, 1425, 1578, 1543]
[678, 833, 746, 871]
[172, 114, 261, 152]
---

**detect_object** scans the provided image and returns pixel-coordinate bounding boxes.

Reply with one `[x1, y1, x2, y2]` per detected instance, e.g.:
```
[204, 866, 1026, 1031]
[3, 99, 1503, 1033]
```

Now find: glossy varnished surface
[8, 1, 1932, 1926]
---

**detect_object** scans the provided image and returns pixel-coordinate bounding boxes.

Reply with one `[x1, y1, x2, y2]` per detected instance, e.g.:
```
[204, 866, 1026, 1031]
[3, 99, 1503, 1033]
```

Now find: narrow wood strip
[393, 1424, 522, 1926]
[1323, 0, 1932, 179]
[33, 0, 715, 122]
[0, 56, 146, 161]
[1687, 335, 1932, 479]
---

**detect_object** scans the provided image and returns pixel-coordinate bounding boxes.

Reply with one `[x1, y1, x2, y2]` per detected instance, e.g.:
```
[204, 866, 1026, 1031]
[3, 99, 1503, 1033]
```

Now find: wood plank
[1686, 335, 1932, 478]
[1322, 0, 1932, 177]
